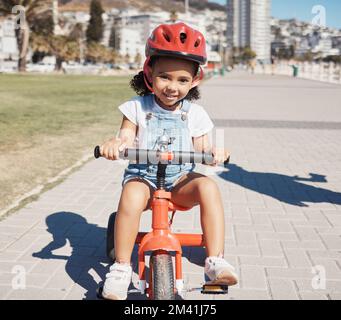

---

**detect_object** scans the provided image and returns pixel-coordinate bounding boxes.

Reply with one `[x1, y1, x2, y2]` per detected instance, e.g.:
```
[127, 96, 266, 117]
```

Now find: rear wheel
[106, 212, 116, 261]
[150, 251, 175, 300]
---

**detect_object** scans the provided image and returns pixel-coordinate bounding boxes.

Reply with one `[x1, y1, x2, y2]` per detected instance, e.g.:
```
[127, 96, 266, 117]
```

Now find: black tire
[150, 252, 175, 300]
[106, 212, 116, 261]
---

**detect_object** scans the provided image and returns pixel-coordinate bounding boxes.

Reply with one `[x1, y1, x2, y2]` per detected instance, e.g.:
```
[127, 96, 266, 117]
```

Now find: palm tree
[50, 35, 79, 71]
[30, 32, 50, 62]
[0, 0, 52, 71]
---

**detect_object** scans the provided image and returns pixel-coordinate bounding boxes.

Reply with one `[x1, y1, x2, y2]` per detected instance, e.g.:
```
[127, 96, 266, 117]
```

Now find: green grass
[0, 73, 134, 213]
[0, 74, 133, 148]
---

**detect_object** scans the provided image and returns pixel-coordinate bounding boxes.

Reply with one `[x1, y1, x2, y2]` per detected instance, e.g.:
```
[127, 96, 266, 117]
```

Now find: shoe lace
[106, 264, 131, 281]
[208, 257, 235, 271]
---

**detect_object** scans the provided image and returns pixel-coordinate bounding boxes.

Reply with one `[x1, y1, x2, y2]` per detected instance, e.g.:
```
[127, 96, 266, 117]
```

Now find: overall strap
[143, 94, 155, 120]
[180, 99, 191, 121]
[143, 94, 155, 109]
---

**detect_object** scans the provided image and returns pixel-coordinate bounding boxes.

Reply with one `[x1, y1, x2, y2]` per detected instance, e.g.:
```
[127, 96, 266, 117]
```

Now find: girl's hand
[211, 147, 230, 166]
[100, 137, 127, 160]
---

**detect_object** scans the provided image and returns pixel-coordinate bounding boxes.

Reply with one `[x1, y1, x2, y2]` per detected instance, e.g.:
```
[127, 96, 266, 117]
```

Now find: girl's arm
[192, 134, 211, 153]
[193, 134, 230, 165]
[118, 115, 138, 147]
[101, 115, 137, 160]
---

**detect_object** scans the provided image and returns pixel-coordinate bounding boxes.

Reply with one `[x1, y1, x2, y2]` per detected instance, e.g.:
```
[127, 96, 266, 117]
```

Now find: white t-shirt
[118, 95, 214, 149]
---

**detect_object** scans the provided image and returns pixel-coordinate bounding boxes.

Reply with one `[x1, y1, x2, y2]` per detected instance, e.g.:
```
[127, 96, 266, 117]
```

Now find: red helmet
[146, 22, 207, 65]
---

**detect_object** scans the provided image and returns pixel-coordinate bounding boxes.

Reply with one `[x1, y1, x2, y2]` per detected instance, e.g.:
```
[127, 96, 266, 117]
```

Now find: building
[110, 10, 209, 63]
[111, 12, 164, 63]
[227, 0, 271, 62]
[0, 16, 18, 61]
[314, 34, 340, 57]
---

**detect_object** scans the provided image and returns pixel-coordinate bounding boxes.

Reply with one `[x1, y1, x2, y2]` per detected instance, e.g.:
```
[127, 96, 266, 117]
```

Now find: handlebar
[94, 146, 229, 166]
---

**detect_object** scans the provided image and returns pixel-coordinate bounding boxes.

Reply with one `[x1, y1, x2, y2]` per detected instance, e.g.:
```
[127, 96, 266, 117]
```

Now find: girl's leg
[114, 179, 154, 263]
[171, 172, 225, 257]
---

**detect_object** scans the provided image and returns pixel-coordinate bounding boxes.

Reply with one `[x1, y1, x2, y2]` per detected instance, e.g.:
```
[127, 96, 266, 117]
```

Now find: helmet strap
[191, 66, 204, 89]
[143, 58, 154, 93]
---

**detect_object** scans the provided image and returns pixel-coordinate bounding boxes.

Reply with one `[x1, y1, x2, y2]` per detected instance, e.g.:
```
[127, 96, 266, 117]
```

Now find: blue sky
[210, 0, 341, 29]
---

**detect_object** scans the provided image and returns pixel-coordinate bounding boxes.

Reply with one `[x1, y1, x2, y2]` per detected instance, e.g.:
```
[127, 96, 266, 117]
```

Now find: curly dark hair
[130, 57, 201, 101]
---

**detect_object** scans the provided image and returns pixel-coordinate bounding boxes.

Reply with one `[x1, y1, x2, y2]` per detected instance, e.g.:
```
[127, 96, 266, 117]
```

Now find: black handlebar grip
[94, 146, 101, 159]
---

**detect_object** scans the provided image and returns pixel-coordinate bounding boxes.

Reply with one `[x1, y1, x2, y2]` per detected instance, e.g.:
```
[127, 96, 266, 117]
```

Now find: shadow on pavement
[32, 212, 108, 300]
[218, 164, 341, 207]
[32, 211, 189, 300]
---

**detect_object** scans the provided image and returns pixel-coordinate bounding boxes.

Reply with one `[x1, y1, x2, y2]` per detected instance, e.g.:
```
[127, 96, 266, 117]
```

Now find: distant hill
[58, 0, 226, 13]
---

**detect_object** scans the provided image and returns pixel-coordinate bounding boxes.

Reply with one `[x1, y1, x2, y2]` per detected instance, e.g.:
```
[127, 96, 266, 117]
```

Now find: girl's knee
[119, 180, 152, 213]
[196, 177, 220, 201]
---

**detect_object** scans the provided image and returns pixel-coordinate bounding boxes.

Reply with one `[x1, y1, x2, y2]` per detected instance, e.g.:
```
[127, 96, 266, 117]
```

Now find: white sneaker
[102, 262, 132, 300]
[204, 256, 238, 286]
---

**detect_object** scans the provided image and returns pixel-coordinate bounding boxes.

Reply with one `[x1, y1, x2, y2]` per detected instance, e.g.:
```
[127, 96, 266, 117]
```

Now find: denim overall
[122, 94, 195, 190]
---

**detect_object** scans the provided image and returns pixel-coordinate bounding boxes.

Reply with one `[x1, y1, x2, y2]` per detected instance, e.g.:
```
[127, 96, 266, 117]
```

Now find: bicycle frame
[135, 166, 205, 297]
[93, 146, 221, 299]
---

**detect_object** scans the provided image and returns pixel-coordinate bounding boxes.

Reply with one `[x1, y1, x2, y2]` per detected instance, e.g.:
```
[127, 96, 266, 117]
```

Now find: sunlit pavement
[1, 71, 340, 300]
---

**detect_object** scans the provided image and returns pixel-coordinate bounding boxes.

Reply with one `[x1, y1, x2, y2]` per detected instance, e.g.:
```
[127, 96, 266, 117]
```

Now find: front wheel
[150, 251, 175, 300]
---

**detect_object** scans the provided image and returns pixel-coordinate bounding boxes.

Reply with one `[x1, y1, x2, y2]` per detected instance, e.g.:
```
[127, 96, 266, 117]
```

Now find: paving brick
[6, 287, 67, 300]
[295, 279, 341, 293]
[0, 222, 37, 235]
[266, 267, 313, 279]
[268, 278, 299, 300]
[270, 213, 307, 221]
[0, 261, 37, 274]
[0, 250, 24, 262]
[281, 240, 326, 250]
[249, 207, 285, 215]
[29, 259, 66, 275]
[316, 226, 341, 235]
[240, 265, 267, 290]
[303, 210, 332, 224]
[307, 250, 341, 260]
[235, 229, 257, 246]
[251, 214, 272, 225]
[229, 217, 253, 226]
[224, 244, 261, 256]
[222, 288, 270, 300]
[294, 226, 320, 241]
[0, 286, 12, 299]
[298, 291, 329, 300]
[257, 231, 298, 241]
[328, 293, 341, 300]
[319, 234, 341, 250]
[272, 220, 294, 233]
[258, 239, 284, 257]
[235, 224, 274, 232]
[309, 259, 341, 280]
[323, 214, 341, 226]
[240, 256, 287, 267]
[284, 248, 312, 268]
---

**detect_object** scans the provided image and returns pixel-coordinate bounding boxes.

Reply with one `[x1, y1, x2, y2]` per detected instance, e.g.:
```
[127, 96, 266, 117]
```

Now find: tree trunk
[55, 57, 63, 71]
[15, 20, 30, 72]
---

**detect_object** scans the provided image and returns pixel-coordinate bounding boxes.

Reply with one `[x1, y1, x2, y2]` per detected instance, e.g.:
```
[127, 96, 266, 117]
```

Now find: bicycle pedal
[201, 283, 229, 295]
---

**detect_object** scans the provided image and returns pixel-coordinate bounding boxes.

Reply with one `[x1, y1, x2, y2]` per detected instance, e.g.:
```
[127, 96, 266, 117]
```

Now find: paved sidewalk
[1, 72, 341, 300]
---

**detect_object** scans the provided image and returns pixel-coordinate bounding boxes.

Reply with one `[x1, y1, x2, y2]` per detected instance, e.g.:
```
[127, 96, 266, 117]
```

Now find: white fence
[255, 61, 341, 85]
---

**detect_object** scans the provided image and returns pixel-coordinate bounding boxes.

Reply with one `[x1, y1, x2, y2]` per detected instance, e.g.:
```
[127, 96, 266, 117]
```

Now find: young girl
[100, 23, 238, 300]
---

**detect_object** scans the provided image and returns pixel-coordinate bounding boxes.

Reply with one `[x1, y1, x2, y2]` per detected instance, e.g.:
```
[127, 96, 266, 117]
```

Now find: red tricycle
[94, 146, 229, 300]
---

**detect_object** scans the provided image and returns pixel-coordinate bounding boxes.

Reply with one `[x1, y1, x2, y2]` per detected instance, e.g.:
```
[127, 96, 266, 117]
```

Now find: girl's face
[151, 57, 199, 110]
